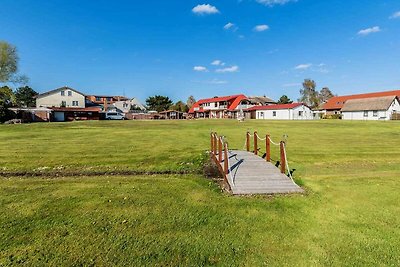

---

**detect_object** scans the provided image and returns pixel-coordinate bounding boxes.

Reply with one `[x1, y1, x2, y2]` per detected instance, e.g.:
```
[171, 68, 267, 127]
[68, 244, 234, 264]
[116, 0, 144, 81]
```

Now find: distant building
[159, 110, 186, 120]
[244, 103, 313, 120]
[247, 96, 275, 106]
[36, 86, 85, 108]
[323, 90, 400, 115]
[188, 94, 249, 119]
[113, 98, 146, 113]
[341, 96, 400, 121]
[85, 95, 129, 105]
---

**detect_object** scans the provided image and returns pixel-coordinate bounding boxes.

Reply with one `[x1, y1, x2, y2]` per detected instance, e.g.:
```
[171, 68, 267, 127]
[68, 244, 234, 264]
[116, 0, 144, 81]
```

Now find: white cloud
[294, 63, 312, 70]
[390, 11, 400, 19]
[256, 0, 297, 7]
[211, 60, 225, 66]
[216, 65, 239, 73]
[254, 24, 270, 32]
[357, 26, 381, 36]
[223, 22, 235, 30]
[193, 66, 208, 72]
[192, 4, 220, 15]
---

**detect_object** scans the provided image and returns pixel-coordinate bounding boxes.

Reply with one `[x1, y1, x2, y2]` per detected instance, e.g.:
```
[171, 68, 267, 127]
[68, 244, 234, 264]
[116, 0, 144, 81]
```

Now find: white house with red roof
[188, 94, 250, 119]
[244, 103, 314, 120]
[323, 89, 400, 115]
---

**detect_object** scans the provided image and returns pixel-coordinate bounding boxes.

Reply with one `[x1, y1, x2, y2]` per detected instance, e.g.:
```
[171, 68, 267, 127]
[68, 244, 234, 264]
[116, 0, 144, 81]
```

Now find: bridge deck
[219, 150, 303, 195]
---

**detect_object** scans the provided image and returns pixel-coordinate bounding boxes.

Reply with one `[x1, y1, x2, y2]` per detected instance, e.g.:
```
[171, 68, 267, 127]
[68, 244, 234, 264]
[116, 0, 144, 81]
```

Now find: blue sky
[1, 0, 399, 102]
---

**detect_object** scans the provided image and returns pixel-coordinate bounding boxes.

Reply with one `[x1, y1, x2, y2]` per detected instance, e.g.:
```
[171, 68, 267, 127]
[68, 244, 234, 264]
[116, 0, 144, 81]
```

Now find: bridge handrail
[246, 131, 293, 177]
[210, 132, 235, 189]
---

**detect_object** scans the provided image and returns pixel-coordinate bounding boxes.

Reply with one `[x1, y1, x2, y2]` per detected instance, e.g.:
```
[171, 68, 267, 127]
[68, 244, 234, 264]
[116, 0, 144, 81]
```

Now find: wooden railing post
[280, 141, 286, 174]
[210, 132, 214, 153]
[218, 137, 223, 163]
[254, 131, 258, 155]
[266, 134, 271, 162]
[246, 132, 250, 152]
[224, 142, 229, 175]
[213, 133, 218, 156]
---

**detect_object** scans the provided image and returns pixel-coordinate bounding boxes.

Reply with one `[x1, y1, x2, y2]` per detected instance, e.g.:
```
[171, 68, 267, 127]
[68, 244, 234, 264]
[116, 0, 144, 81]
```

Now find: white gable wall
[342, 99, 400, 120]
[37, 89, 85, 108]
[255, 105, 313, 120]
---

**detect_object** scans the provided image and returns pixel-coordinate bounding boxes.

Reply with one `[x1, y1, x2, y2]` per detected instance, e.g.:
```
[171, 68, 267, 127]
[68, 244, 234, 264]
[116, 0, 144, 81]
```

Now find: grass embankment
[1, 120, 400, 265]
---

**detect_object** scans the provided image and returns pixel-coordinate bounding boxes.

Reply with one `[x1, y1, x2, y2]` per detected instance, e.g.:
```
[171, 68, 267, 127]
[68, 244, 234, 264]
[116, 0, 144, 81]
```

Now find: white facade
[342, 99, 400, 121]
[36, 87, 85, 108]
[255, 105, 314, 120]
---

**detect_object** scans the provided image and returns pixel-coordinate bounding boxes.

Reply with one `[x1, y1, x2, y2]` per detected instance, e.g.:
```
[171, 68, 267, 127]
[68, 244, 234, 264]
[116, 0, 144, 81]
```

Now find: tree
[319, 87, 334, 103]
[277, 95, 293, 104]
[299, 79, 320, 109]
[171, 101, 189, 112]
[186, 95, 196, 108]
[15, 86, 38, 107]
[145, 95, 173, 112]
[0, 86, 15, 122]
[0, 41, 28, 85]
[0, 42, 18, 83]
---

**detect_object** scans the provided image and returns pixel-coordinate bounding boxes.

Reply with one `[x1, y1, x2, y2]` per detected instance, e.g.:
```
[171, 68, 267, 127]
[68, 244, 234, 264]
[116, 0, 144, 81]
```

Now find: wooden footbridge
[210, 132, 303, 195]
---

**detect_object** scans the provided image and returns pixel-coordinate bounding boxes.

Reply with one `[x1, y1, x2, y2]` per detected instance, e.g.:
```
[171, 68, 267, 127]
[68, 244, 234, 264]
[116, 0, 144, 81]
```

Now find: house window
[72, 101, 79, 106]
[61, 90, 65, 96]
[68, 91, 72, 96]
[273, 111, 277, 117]
[61, 101, 66, 107]
[298, 111, 303, 116]
[123, 103, 128, 108]
[214, 102, 218, 108]
[373, 111, 378, 117]
[363, 111, 368, 117]
[95, 97, 101, 101]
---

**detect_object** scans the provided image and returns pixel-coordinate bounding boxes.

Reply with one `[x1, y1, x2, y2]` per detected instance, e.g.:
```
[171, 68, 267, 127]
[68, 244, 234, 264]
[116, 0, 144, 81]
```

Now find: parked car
[105, 112, 126, 120]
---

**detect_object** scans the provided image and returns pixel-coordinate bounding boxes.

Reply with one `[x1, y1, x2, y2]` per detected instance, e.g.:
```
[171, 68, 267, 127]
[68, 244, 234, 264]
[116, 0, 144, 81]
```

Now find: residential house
[244, 103, 313, 120]
[113, 97, 146, 113]
[341, 96, 400, 120]
[188, 94, 249, 119]
[36, 87, 102, 122]
[323, 90, 400, 115]
[36, 86, 85, 108]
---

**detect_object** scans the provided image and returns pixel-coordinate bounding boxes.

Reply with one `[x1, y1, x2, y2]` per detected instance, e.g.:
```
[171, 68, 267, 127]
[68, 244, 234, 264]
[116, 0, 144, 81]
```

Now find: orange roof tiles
[323, 90, 400, 110]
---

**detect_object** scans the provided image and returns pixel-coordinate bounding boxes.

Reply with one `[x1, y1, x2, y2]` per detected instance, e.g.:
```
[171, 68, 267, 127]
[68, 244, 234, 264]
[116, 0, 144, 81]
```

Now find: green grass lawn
[1, 120, 400, 265]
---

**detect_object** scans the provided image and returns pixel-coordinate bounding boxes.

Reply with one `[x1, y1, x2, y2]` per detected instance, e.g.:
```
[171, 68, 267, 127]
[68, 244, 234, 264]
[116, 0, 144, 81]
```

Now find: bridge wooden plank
[219, 150, 303, 195]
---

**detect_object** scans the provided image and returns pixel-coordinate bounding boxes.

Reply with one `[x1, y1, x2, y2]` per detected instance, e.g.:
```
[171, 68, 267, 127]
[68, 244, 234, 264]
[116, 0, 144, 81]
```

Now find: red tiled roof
[323, 90, 400, 110]
[189, 94, 247, 113]
[244, 103, 304, 111]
